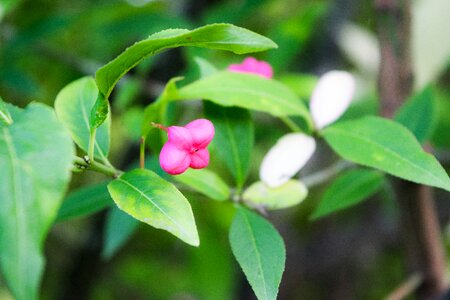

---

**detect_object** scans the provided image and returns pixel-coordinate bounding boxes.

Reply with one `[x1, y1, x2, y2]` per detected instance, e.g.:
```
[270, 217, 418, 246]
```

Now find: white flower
[260, 133, 316, 188]
[310, 71, 356, 129]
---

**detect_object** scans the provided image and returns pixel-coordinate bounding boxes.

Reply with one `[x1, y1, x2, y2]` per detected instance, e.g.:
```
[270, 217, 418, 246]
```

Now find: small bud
[156, 119, 215, 175]
[227, 57, 273, 79]
[260, 133, 316, 188]
[310, 71, 356, 129]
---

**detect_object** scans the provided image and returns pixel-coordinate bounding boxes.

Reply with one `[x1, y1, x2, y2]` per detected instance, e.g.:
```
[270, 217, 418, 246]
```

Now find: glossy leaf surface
[174, 169, 230, 201]
[107, 169, 199, 246]
[323, 116, 450, 191]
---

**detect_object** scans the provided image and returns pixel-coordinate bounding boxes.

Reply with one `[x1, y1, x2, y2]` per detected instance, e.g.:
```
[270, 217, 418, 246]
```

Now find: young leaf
[0, 96, 13, 126]
[176, 71, 311, 122]
[96, 23, 277, 98]
[89, 93, 109, 130]
[174, 168, 230, 201]
[243, 180, 308, 210]
[323, 116, 450, 191]
[229, 206, 285, 300]
[0, 103, 74, 300]
[394, 85, 436, 143]
[56, 182, 113, 222]
[54, 77, 111, 162]
[310, 169, 384, 220]
[102, 207, 140, 260]
[204, 102, 254, 189]
[107, 169, 199, 246]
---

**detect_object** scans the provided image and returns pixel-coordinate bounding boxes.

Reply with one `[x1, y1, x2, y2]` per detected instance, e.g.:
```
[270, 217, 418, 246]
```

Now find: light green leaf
[107, 169, 199, 246]
[323, 116, 450, 191]
[96, 23, 277, 98]
[56, 182, 112, 222]
[204, 102, 253, 189]
[0, 103, 74, 300]
[176, 71, 311, 122]
[54, 77, 111, 162]
[194, 56, 219, 78]
[102, 206, 139, 260]
[174, 168, 230, 201]
[243, 180, 308, 210]
[0, 96, 13, 126]
[394, 85, 436, 143]
[141, 77, 183, 137]
[229, 206, 285, 300]
[310, 169, 384, 220]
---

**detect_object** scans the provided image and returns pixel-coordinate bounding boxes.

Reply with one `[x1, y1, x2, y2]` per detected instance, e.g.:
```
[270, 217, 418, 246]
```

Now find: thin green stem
[140, 136, 146, 169]
[88, 129, 97, 163]
[279, 116, 302, 132]
[73, 156, 122, 178]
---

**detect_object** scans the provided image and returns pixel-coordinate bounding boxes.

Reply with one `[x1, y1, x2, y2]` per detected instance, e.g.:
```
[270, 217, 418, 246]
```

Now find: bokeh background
[1, 0, 450, 299]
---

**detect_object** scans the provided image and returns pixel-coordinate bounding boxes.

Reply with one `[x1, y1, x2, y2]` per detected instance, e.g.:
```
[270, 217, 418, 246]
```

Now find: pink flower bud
[227, 57, 273, 79]
[157, 119, 215, 175]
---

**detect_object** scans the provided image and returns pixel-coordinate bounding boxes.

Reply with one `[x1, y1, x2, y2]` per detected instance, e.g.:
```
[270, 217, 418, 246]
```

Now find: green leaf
[323, 116, 450, 191]
[229, 206, 285, 300]
[89, 93, 109, 130]
[0, 96, 13, 126]
[310, 169, 384, 220]
[0, 103, 74, 300]
[204, 102, 254, 189]
[102, 206, 139, 260]
[243, 180, 308, 210]
[96, 23, 277, 98]
[174, 168, 230, 201]
[176, 71, 311, 122]
[141, 77, 183, 137]
[394, 85, 436, 143]
[54, 77, 111, 162]
[107, 169, 199, 246]
[194, 56, 219, 78]
[56, 182, 112, 222]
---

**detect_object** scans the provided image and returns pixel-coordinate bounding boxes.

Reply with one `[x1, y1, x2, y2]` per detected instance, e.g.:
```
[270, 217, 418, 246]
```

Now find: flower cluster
[156, 119, 215, 175]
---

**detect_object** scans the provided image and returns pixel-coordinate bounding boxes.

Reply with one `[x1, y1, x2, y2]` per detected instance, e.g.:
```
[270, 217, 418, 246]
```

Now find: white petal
[310, 71, 356, 129]
[260, 133, 316, 188]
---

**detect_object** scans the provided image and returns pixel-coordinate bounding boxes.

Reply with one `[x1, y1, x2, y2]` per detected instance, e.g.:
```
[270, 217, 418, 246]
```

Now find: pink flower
[227, 57, 273, 79]
[156, 119, 215, 175]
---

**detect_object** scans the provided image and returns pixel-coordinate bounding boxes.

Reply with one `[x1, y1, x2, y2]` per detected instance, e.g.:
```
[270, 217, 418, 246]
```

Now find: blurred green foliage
[1, 0, 450, 299]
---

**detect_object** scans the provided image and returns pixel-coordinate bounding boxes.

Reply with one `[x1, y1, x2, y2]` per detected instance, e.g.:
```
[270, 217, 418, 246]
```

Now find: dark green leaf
[0, 103, 74, 300]
[205, 102, 254, 189]
[323, 116, 450, 191]
[96, 23, 277, 98]
[229, 206, 285, 300]
[54, 77, 111, 162]
[56, 182, 112, 222]
[310, 169, 384, 220]
[107, 169, 199, 246]
[102, 206, 139, 260]
[174, 168, 230, 201]
[395, 85, 436, 143]
[177, 71, 311, 122]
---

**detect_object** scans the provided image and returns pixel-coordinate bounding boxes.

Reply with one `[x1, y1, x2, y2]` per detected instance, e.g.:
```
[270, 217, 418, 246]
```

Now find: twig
[385, 273, 423, 300]
[302, 160, 353, 188]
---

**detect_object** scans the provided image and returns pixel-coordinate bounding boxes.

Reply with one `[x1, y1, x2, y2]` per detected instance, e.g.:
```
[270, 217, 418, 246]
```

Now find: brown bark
[375, 0, 448, 298]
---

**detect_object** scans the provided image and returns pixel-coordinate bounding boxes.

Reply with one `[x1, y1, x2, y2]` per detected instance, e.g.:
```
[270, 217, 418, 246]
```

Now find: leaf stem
[279, 116, 302, 132]
[88, 128, 97, 163]
[140, 136, 146, 169]
[73, 156, 122, 178]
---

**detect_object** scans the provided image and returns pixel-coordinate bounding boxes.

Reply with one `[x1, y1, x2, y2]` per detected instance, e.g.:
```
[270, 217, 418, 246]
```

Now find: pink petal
[184, 119, 215, 149]
[189, 148, 210, 169]
[160, 142, 191, 175]
[227, 57, 273, 79]
[167, 126, 193, 150]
